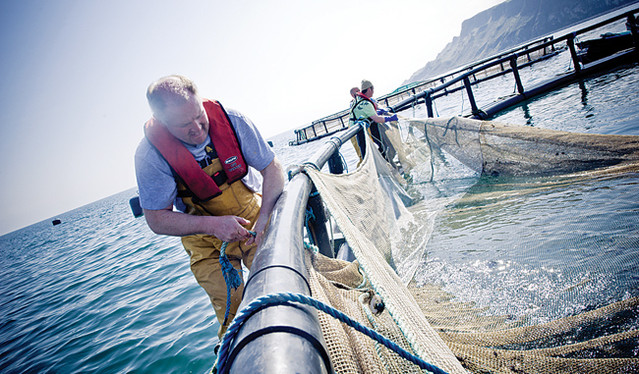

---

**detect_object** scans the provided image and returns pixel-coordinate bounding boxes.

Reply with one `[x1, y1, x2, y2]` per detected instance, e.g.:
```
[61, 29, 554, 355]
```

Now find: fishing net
[303, 117, 639, 373]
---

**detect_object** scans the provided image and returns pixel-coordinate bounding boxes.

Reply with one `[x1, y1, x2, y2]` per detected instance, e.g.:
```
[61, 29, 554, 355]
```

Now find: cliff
[405, 0, 638, 83]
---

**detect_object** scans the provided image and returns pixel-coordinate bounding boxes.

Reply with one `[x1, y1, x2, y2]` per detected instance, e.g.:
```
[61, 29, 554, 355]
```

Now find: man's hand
[212, 215, 253, 242]
[245, 218, 266, 246]
[143, 207, 252, 242]
[143, 157, 284, 247]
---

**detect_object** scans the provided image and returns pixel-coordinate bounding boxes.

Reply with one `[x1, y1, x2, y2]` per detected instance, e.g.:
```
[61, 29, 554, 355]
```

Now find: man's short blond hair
[146, 75, 199, 114]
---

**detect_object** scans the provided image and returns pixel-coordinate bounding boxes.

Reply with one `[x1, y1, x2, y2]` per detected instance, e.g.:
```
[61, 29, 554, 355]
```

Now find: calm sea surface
[2, 14, 639, 374]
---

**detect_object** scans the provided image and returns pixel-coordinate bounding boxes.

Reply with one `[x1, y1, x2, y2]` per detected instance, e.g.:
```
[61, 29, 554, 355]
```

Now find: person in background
[349, 86, 360, 104]
[349, 86, 364, 162]
[134, 75, 285, 338]
[350, 79, 398, 165]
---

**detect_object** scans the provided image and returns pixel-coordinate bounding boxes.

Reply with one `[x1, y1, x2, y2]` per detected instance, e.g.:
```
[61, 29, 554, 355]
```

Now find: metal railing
[290, 35, 558, 145]
[391, 7, 638, 119]
[290, 6, 639, 145]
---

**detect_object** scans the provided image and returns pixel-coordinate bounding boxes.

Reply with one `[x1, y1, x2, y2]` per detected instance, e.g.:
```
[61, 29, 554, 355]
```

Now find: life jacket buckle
[211, 170, 228, 186]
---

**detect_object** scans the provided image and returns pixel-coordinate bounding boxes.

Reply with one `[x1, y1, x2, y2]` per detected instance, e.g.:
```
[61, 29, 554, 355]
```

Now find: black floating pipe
[227, 176, 331, 374]
[308, 126, 361, 169]
[308, 136, 346, 257]
[391, 90, 429, 113]
[475, 47, 637, 120]
[227, 125, 361, 374]
[476, 71, 579, 119]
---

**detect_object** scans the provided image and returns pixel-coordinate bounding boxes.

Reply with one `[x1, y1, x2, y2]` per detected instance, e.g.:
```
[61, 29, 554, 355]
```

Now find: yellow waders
[179, 158, 261, 338]
[350, 124, 375, 167]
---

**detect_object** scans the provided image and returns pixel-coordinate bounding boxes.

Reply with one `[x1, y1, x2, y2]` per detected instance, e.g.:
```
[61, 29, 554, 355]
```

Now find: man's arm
[246, 157, 285, 245]
[370, 114, 387, 124]
[144, 206, 253, 243]
[369, 108, 398, 125]
[144, 156, 284, 245]
[357, 101, 391, 125]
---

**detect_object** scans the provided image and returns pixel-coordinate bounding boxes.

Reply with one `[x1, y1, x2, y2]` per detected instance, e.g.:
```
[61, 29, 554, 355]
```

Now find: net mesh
[303, 117, 639, 373]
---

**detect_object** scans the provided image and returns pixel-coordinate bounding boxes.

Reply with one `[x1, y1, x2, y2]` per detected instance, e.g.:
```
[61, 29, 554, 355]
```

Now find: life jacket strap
[177, 170, 229, 198]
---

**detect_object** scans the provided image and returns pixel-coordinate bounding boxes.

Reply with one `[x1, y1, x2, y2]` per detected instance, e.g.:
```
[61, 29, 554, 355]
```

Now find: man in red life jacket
[134, 75, 285, 338]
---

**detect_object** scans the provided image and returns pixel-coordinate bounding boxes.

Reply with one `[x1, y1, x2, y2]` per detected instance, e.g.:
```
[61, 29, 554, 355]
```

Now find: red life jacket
[144, 99, 248, 201]
[355, 92, 378, 110]
[350, 92, 379, 124]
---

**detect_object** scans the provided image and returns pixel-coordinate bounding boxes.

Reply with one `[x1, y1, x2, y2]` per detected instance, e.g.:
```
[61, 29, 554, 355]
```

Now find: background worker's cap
[361, 79, 373, 91]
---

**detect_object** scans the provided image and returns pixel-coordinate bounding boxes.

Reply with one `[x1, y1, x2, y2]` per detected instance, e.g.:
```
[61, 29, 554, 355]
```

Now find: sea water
[2, 24, 639, 374]
[410, 61, 639, 329]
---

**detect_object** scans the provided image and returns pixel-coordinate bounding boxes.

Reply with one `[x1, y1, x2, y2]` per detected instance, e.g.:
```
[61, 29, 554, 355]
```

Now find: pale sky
[0, 0, 505, 235]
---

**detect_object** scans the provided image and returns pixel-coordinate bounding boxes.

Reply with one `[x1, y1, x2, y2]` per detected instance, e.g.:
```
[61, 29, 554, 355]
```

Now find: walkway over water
[289, 6, 639, 146]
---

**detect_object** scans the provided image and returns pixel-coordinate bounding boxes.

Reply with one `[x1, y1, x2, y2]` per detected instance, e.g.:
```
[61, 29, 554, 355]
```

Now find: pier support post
[567, 33, 582, 74]
[463, 76, 480, 116]
[425, 90, 434, 118]
[509, 55, 525, 95]
[628, 14, 638, 58]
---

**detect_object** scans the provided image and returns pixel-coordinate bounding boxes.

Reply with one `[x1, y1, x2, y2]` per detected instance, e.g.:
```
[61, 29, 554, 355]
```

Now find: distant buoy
[52, 219, 62, 226]
[129, 196, 143, 218]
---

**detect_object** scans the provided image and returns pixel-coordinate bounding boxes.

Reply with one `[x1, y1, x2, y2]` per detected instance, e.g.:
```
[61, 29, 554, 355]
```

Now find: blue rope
[216, 292, 449, 374]
[338, 152, 349, 173]
[219, 230, 256, 326]
[304, 207, 316, 246]
[303, 241, 319, 253]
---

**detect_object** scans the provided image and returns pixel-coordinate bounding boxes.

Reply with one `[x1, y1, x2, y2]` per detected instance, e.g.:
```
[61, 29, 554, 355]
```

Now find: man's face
[364, 87, 373, 98]
[157, 95, 209, 146]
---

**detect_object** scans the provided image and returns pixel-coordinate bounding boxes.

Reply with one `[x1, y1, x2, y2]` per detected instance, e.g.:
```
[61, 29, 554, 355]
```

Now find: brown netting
[306, 251, 428, 374]
[407, 117, 639, 177]
[303, 117, 639, 373]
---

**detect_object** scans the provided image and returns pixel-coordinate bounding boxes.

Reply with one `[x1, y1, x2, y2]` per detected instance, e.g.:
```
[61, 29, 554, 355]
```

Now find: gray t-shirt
[135, 106, 274, 211]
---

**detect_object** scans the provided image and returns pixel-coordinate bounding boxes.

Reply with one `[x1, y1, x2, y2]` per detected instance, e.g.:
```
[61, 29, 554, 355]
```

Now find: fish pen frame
[392, 7, 639, 118]
[289, 6, 639, 146]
